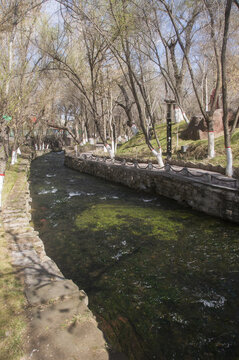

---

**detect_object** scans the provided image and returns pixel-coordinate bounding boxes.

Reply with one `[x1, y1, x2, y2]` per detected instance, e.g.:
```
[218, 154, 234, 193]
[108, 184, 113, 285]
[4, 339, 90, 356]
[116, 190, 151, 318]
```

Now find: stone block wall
[65, 154, 239, 224]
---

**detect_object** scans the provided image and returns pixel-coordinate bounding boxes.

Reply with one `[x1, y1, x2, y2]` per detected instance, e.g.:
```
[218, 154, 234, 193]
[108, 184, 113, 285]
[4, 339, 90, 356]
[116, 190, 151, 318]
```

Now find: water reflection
[30, 152, 239, 360]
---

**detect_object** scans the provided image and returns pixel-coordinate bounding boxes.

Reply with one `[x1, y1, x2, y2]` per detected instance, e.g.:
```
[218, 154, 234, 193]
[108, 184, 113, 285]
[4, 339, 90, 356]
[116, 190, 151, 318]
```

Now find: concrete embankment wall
[65, 154, 239, 224]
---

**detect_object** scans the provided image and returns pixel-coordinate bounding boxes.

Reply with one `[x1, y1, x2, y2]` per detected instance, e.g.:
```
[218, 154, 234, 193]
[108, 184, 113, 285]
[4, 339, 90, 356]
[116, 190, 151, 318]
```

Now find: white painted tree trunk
[152, 148, 164, 168]
[111, 138, 115, 157]
[106, 144, 115, 159]
[205, 76, 209, 112]
[17, 147, 21, 155]
[82, 133, 87, 145]
[108, 91, 115, 159]
[46, 144, 49, 149]
[11, 150, 17, 165]
[35, 144, 38, 150]
[226, 147, 233, 177]
[42, 143, 45, 150]
[176, 106, 189, 124]
[74, 145, 78, 156]
[208, 132, 215, 158]
[84, 126, 88, 144]
[183, 112, 190, 124]
[81, 122, 87, 145]
[103, 146, 107, 153]
[0, 175, 4, 208]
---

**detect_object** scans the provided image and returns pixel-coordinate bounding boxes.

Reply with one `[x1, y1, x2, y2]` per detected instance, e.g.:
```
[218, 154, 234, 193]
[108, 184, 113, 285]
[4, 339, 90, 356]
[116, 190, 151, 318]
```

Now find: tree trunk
[152, 148, 164, 167]
[206, 112, 215, 158]
[11, 131, 18, 165]
[0, 148, 6, 208]
[208, 131, 215, 158]
[221, 0, 233, 176]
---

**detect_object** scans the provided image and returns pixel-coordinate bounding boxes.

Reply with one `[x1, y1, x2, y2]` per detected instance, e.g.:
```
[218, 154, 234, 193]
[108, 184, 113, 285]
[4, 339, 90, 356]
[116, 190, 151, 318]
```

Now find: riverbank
[65, 151, 239, 224]
[1, 153, 109, 360]
[114, 125, 239, 173]
[0, 214, 26, 360]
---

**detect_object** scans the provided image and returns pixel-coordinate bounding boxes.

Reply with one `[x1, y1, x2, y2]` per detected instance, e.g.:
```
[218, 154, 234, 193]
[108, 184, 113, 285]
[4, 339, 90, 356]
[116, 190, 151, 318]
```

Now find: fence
[77, 153, 239, 190]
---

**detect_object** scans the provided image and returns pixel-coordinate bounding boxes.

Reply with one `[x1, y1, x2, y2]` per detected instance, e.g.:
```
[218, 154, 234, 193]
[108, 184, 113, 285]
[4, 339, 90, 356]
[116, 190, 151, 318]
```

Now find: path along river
[29, 152, 239, 360]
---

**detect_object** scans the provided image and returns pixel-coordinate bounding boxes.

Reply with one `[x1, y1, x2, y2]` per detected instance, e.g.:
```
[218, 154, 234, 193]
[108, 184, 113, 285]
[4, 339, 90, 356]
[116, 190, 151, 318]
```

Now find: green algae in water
[75, 204, 183, 240]
[87, 211, 239, 359]
[30, 152, 239, 360]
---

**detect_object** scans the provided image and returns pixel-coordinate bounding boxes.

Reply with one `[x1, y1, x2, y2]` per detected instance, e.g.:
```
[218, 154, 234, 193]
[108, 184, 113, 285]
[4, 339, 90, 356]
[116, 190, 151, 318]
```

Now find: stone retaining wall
[168, 158, 239, 179]
[65, 154, 239, 224]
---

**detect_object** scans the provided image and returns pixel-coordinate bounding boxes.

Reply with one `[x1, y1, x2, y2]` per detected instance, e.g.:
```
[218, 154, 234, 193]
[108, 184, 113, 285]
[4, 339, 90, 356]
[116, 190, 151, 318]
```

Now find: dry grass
[0, 163, 27, 360]
[0, 225, 26, 360]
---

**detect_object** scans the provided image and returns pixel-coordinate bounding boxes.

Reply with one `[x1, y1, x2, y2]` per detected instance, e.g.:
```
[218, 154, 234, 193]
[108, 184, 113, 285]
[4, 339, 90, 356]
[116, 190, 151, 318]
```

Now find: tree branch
[47, 122, 80, 144]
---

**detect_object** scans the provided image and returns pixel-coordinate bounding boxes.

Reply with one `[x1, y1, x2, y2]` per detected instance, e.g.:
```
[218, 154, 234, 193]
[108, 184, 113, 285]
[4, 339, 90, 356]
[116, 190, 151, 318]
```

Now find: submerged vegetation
[76, 203, 185, 240]
[30, 152, 239, 360]
[75, 202, 239, 359]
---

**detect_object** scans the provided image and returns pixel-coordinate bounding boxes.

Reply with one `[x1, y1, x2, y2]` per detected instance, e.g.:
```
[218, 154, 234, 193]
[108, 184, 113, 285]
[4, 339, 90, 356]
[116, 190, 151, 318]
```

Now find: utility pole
[165, 99, 175, 160]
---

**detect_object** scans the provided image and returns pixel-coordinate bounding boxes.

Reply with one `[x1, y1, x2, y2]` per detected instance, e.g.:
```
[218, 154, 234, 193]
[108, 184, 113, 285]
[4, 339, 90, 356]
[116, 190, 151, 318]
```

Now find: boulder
[180, 116, 207, 140]
[180, 109, 227, 141]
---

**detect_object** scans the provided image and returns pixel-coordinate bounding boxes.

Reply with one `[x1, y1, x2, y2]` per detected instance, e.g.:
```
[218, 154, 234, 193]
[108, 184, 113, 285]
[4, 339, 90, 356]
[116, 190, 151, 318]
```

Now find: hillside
[115, 123, 239, 168]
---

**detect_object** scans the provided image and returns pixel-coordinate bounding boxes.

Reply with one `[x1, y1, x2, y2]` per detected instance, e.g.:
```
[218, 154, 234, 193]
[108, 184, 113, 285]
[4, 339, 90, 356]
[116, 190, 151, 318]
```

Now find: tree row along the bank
[0, 0, 239, 177]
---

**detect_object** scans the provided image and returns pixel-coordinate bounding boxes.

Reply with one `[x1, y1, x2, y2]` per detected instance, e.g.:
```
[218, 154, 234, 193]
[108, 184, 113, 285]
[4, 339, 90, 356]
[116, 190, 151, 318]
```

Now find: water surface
[30, 152, 239, 360]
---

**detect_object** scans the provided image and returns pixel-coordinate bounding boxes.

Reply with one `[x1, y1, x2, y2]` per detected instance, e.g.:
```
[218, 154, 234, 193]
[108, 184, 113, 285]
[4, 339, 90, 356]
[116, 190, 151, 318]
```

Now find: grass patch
[1, 160, 21, 207]
[111, 124, 239, 168]
[0, 225, 26, 360]
[118, 122, 188, 156]
[0, 158, 27, 359]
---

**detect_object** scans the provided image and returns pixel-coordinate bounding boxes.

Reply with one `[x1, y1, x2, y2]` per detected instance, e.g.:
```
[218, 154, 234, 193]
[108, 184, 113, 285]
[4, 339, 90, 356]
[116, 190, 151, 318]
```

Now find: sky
[42, 0, 61, 24]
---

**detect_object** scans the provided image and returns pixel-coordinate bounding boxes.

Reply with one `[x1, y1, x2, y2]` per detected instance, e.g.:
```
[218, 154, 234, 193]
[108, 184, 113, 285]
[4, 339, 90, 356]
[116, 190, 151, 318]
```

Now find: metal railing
[77, 153, 238, 190]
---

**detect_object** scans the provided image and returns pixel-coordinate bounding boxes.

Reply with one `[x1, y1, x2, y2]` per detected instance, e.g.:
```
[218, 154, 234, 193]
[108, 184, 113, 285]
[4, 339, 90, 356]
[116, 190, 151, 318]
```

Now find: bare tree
[221, 0, 233, 176]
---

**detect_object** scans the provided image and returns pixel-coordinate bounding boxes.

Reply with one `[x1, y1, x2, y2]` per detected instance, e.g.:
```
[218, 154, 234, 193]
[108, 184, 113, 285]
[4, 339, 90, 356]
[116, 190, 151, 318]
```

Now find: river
[29, 151, 239, 360]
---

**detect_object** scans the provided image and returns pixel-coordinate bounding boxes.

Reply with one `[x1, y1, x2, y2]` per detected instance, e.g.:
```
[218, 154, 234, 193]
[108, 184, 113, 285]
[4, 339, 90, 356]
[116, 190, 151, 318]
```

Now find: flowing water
[29, 152, 239, 360]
